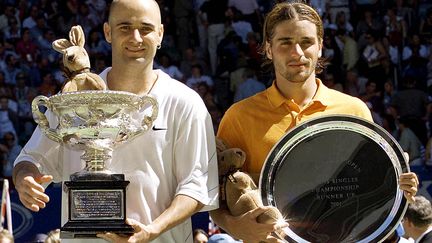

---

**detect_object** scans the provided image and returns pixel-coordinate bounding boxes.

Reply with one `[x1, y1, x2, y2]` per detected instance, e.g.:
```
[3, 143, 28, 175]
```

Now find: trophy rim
[259, 114, 409, 243]
[52, 90, 142, 98]
[45, 90, 148, 107]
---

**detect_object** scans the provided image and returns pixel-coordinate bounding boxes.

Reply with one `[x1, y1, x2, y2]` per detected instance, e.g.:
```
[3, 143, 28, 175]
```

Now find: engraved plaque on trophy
[260, 115, 409, 243]
[31, 90, 158, 238]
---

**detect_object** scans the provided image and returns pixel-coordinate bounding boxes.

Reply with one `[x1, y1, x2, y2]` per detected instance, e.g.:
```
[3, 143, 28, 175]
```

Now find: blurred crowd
[1, 0, 432, 240]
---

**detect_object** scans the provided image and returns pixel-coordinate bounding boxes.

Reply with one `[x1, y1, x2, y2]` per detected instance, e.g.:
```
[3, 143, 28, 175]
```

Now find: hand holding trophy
[31, 25, 158, 238]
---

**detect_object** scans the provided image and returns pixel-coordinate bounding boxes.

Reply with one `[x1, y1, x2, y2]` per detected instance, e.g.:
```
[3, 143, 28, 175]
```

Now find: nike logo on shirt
[152, 126, 167, 131]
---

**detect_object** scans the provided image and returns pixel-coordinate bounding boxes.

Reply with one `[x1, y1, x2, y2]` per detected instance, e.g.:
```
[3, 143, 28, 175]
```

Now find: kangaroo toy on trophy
[31, 25, 158, 238]
[52, 25, 106, 92]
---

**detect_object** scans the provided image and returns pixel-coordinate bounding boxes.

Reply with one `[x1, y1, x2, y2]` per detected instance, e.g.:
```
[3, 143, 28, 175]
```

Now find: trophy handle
[140, 96, 158, 131]
[31, 95, 62, 143]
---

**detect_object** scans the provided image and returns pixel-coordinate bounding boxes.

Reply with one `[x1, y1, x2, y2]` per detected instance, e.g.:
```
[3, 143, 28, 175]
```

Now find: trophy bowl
[32, 90, 158, 175]
[31, 90, 158, 238]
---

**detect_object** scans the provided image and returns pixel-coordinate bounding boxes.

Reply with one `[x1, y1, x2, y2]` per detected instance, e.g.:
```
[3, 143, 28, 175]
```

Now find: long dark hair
[260, 2, 326, 73]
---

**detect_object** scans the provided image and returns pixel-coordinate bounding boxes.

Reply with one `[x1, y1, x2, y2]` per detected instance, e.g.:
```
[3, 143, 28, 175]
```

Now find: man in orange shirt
[210, 2, 419, 243]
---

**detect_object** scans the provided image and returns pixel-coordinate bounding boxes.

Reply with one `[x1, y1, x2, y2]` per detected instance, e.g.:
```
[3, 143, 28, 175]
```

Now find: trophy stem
[81, 148, 112, 172]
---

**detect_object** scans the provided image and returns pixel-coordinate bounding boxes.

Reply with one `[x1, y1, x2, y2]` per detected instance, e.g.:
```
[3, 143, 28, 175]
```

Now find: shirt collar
[99, 67, 111, 83]
[99, 67, 164, 96]
[266, 80, 287, 108]
[266, 78, 330, 108]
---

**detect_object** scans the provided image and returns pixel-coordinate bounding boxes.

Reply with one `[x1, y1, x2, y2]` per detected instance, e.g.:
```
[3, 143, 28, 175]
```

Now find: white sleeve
[173, 101, 219, 211]
[13, 111, 64, 182]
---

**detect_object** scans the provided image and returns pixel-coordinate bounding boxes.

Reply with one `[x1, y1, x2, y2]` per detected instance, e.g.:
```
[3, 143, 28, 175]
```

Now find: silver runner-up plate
[259, 115, 409, 243]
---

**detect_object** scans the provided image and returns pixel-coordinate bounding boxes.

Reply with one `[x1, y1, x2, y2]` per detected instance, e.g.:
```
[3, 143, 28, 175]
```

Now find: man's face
[191, 67, 201, 77]
[402, 218, 414, 238]
[185, 48, 194, 60]
[30, 6, 38, 18]
[7, 56, 16, 66]
[104, 0, 164, 67]
[265, 19, 322, 84]
[366, 82, 377, 93]
[384, 82, 393, 92]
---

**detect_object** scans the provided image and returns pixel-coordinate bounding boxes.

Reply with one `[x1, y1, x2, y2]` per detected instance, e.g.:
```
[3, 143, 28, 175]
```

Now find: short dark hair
[405, 196, 432, 227]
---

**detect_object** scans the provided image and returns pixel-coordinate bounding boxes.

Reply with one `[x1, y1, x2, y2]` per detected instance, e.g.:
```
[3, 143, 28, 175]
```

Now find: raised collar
[266, 78, 330, 108]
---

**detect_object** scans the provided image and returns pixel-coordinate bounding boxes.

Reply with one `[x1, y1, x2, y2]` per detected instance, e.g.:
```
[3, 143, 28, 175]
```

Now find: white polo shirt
[15, 68, 219, 242]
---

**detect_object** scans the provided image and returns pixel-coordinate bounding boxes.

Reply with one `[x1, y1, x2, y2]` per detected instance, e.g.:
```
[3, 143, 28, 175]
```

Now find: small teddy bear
[52, 25, 107, 92]
[216, 138, 285, 225]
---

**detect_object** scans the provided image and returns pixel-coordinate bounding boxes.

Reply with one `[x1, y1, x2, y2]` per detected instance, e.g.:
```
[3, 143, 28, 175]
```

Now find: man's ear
[103, 22, 111, 44]
[265, 41, 272, 60]
[318, 40, 323, 58]
[156, 24, 164, 47]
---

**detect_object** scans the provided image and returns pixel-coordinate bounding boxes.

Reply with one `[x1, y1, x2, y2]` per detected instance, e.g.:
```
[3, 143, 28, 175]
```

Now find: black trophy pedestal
[60, 173, 134, 238]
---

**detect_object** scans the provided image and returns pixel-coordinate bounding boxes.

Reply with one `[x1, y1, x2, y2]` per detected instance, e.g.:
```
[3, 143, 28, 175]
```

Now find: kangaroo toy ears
[69, 25, 85, 47]
[52, 39, 72, 54]
[52, 25, 85, 54]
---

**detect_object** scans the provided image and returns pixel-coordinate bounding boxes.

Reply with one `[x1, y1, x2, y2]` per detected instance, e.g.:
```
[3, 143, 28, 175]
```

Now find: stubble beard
[281, 60, 316, 84]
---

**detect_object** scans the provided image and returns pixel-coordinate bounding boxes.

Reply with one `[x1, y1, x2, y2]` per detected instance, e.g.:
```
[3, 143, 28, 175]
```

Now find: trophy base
[62, 173, 132, 239]
[60, 220, 134, 238]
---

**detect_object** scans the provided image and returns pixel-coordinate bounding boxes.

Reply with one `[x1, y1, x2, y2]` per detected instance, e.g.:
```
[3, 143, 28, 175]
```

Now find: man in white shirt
[12, 0, 218, 242]
[22, 6, 39, 29]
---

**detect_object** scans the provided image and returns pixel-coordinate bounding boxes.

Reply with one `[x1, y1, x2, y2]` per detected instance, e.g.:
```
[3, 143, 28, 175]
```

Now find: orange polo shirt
[217, 78, 372, 178]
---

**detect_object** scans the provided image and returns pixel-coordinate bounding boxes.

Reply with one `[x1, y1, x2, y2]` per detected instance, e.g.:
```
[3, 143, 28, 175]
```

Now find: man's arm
[210, 206, 284, 243]
[13, 161, 53, 212]
[97, 194, 204, 242]
[147, 194, 203, 237]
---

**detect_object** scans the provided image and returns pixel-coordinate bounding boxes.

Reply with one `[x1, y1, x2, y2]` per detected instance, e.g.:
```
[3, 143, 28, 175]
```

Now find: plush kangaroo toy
[216, 138, 285, 225]
[52, 25, 106, 92]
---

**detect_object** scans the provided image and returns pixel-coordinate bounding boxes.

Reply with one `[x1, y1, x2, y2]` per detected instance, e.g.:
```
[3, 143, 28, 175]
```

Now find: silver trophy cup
[31, 90, 158, 238]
